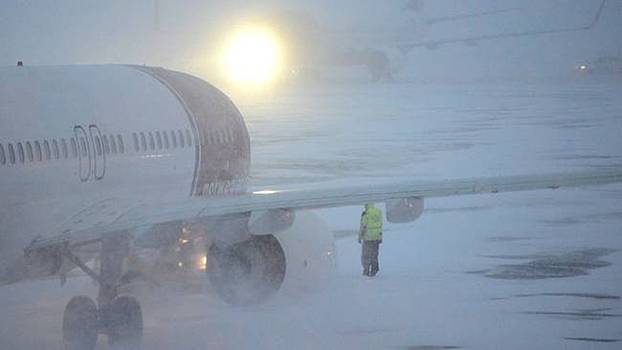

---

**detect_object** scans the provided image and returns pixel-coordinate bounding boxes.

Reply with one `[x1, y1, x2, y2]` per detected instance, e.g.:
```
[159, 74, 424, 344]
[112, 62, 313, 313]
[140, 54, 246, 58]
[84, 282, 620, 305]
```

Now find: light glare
[223, 28, 282, 85]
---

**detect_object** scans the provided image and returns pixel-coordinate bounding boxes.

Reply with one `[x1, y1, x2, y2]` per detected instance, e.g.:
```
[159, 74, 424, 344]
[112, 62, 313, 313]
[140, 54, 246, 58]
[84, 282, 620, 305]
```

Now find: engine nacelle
[274, 211, 335, 298]
[16, 245, 63, 281]
[248, 209, 296, 235]
[386, 197, 424, 223]
[206, 211, 335, 305]
[3, 244, 88, 285]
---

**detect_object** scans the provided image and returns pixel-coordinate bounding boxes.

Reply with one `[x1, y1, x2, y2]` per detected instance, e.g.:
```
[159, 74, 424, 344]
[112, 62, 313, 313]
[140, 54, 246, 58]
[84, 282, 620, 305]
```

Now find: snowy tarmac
[1, 79, 621, 349]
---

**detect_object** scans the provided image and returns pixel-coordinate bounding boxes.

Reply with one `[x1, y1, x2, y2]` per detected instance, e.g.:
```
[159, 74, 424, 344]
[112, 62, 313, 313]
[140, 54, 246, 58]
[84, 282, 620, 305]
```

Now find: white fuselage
[0, 65, 251, 281]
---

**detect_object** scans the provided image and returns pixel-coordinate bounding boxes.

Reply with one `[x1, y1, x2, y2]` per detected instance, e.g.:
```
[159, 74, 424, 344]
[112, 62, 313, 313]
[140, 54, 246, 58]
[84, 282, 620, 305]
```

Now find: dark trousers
[361, 240, 380, 276]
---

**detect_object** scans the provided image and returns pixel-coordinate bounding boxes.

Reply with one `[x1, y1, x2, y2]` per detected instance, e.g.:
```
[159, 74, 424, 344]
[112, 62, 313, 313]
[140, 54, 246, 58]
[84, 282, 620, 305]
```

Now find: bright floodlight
[223, 27, 282, 85]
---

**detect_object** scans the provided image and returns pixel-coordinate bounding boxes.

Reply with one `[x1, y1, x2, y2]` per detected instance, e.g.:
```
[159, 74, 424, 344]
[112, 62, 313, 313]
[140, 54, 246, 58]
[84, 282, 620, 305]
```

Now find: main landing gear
[60, 234, 143, 350]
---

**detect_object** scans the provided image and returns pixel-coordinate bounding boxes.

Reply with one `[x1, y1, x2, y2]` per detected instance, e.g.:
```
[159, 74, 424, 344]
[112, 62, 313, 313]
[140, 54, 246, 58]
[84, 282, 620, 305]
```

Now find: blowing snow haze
[1, 2, 622, 350]
[1, 0, 621, 83]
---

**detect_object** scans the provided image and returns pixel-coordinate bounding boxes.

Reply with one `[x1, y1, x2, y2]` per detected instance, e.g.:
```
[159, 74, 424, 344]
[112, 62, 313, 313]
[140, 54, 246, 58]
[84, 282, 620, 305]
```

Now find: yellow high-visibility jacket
[360, 205, 383, 241]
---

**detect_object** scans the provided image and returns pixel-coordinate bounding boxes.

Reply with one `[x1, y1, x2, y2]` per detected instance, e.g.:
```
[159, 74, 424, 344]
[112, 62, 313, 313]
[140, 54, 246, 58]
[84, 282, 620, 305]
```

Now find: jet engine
[206, 211, 335, 305]
[386, 197, 424, 223]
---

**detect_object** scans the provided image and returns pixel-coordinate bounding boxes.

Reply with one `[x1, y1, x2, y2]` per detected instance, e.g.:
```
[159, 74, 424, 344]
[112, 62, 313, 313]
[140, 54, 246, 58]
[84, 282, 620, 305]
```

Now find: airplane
[1, 63, 622, 350]
[396, 0, 607, 52]
[195, 0, 608, 82]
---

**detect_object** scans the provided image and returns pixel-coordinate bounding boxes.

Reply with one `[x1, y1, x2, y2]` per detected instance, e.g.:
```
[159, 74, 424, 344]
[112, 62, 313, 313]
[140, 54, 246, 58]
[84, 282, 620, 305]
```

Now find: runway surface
[1, 79, 621, 349]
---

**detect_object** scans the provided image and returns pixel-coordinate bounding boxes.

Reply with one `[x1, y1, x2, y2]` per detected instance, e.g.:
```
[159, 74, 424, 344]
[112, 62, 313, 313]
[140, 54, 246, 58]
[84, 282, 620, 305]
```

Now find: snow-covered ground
[1, 79, 621, 349]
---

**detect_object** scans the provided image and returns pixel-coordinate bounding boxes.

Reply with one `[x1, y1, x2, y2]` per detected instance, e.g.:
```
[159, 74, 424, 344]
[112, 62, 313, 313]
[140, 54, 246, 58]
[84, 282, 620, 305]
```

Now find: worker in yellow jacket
[359, 203, 383, 277]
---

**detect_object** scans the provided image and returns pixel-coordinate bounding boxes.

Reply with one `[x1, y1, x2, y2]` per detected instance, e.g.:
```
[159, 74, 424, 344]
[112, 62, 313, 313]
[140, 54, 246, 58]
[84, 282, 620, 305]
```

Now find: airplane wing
[26, 168, 622, 251]
[398, 0, 606, 52]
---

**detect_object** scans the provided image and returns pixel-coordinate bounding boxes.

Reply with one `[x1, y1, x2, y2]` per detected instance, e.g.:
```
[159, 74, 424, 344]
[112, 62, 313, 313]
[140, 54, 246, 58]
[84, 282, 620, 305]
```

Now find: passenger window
[148, 132, 155, 150]
[61, 139, 68, 159]
[26, 142, 34, 162]
[52, 139, 60, 159]
[185, 130, 193, 147]
[117, 135, 124, 153]
[0, 144, 5, 165]
[171, 130, 178, 148]
[162, 131, 170, 149]
[178, 130, 185, 148]
[43, 140, 51, 160]
[94, 135, 102, 156]
[79, 137, 87, 157]
[110, 134, 118, 154]
[8, 143, 15, 164]
[34, 141, 42, 161]
[132, 133, 139, 152]
[102, 135, 110, 154]
[140, 132, 147, 152]
[156, 131, 163, 150]
[17, 142, 25, 163]
[70, 138, 78, 158]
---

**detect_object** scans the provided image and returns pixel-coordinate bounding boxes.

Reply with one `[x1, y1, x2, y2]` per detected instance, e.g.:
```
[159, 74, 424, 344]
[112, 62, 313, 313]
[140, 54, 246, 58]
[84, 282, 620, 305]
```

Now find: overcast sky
[1, 0, 620, 81]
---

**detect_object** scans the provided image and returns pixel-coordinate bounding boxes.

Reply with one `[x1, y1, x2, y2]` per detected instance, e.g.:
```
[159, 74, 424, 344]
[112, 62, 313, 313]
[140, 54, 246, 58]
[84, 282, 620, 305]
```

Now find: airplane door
[89, 125, 106, 180]
[74, 126, 92, 182]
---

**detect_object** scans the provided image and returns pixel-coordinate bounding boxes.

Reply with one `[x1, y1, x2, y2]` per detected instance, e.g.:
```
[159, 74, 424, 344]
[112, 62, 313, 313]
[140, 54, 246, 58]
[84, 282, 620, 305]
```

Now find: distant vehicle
[576, 56, 622, 75]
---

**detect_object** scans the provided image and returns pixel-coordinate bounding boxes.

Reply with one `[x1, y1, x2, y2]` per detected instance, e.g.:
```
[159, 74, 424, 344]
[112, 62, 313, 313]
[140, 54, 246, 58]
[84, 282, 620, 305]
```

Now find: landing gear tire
[207, 235, 286, 305]
[106, 295, 143, 350]
[63, 296, 98, 350]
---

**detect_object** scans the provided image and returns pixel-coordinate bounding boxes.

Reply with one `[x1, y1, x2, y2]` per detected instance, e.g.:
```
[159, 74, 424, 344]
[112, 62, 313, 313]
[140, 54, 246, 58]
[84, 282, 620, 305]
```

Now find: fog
[1, 1, 622, 350]
[2, 0, 621, 82]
